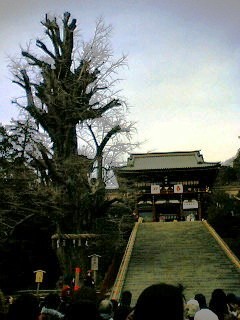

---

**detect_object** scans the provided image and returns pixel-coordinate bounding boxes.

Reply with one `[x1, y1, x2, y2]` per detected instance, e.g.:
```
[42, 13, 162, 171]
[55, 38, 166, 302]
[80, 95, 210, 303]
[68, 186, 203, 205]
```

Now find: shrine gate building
[116, 151, 221, 222]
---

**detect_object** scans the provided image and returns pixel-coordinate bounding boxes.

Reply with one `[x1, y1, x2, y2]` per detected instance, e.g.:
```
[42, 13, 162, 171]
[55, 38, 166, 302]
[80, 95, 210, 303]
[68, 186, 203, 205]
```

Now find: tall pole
[36, 282, 40, 296]
[74, 267, 81, 291]
[152, 195, 157, 221]
[198, 193, 202, 220]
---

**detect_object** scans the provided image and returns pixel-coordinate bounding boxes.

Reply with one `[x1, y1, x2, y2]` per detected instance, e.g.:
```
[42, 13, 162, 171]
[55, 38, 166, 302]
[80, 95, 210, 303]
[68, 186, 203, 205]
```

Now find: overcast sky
[1, 0, 240, 162]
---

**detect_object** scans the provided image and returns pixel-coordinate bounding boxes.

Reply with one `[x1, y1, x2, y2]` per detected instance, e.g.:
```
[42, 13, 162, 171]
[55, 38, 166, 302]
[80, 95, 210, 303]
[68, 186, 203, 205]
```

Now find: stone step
[121, 221, 240, 306]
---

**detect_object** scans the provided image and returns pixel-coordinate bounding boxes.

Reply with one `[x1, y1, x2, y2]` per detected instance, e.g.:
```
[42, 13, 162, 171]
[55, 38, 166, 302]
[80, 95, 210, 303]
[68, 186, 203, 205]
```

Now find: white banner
[151, 184, 160, 194]
[91, 255, 99, 271]
[174, 184, 183, 193]
[183, 200, 198, 209]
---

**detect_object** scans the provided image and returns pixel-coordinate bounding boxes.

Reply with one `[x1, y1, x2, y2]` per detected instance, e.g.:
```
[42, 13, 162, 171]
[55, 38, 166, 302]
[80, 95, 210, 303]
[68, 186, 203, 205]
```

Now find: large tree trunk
[53, 124, 78, 159]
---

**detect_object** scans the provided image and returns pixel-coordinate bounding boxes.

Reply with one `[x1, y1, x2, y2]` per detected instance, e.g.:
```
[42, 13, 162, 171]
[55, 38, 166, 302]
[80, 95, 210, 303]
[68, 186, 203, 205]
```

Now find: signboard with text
[174, 184, 183, 193]
[183, 200, 198, 209]
[88, 254, 101, 271]
[151, 184, 160, 194]
[34, 270, 46, 283]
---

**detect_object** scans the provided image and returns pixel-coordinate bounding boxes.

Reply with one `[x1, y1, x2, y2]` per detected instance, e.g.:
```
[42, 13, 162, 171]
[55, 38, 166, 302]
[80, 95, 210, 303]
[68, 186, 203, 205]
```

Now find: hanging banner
[174, 184, 183, 193]
[151, 184, 160, 194]
[183, 200, 198, 209]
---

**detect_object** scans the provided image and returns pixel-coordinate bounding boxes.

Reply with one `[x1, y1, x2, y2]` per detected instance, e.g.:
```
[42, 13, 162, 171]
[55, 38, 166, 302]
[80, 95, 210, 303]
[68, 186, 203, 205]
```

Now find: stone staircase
[121, 221, 240, 306]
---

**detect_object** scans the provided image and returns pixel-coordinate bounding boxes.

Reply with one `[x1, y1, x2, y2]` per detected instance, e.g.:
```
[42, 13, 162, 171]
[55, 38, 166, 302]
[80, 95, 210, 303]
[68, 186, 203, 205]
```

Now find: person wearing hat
[185, 299, 200, 320]
[98, 299, 114, 320]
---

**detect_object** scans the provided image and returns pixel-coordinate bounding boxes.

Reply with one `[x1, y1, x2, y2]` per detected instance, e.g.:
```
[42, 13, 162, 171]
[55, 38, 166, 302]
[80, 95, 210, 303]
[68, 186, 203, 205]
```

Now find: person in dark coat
[84, 270, 95, 288]
[7, 293, 40, 320]
[114, 291, 132, 320]
[64, 285, 98, 320]
[39, 293, 64, 320]
[209, 288, 234, 320]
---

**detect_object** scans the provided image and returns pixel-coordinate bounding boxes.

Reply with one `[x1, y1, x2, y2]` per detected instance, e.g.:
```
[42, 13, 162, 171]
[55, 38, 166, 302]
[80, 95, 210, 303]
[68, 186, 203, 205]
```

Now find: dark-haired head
[72, 285, 97, 304]
[120, 290, 132, 306]
[65, 300, 97, 320]
[44, 293, 61, 309]
[134, 283, 184, 320]
[209, 288, 228, 318]
[194, 293, 207, 309]
[226, 293, 239, 305]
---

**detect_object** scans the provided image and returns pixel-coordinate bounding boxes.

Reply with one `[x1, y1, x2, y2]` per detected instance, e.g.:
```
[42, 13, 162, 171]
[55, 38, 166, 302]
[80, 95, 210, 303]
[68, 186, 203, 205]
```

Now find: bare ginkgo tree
[5, 12, 137, 235]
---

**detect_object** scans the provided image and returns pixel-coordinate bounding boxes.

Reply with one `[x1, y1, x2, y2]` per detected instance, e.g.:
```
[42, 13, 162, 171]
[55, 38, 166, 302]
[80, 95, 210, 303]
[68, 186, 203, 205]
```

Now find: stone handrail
[110, 217, 143, 301]
[203, 220, 240, 270]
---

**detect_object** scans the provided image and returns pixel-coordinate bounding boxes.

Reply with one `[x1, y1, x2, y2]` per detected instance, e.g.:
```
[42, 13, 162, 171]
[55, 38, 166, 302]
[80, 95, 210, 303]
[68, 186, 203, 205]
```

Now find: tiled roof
[119, 151, 220, 171]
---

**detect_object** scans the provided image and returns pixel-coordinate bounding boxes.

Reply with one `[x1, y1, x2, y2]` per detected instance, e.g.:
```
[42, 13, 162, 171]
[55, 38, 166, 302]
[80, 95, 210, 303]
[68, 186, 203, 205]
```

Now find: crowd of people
[0, 282, 239, 320]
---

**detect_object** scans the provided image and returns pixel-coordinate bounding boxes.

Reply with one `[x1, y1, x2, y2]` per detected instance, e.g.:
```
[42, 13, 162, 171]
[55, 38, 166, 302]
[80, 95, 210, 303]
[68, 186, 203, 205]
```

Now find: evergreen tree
[233, 149, 240, 181]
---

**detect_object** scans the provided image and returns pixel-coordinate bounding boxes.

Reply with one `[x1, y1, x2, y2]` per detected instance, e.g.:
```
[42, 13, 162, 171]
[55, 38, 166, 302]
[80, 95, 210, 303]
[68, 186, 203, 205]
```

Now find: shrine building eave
[116, 150, 221, 173]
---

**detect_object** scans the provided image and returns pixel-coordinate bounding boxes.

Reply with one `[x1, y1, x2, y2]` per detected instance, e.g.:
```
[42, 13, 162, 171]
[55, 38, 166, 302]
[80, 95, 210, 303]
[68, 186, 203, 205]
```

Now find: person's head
[226, 293, 240, 311]
[194, 294, 207, 309]
[210, 288, 227, 306]
[43, 293, 61, 309]
[72, 285, 97, 304]
[209, 288, 228, 316]
[98, 299, 113, 320]
[65, 300, 98, 320]
[61, 285, 72, 302]
[227, 293, 238, 304]
[11, 293, 40, 320]
[185, 299, 200, 319]
[110, 299, 118, 312]
[7, 296, 14, 304]
[87, 270, 93, 277]
[120, 290, 132, 306]
[134, 283, 184, 320]
[0, 289, 6, 313]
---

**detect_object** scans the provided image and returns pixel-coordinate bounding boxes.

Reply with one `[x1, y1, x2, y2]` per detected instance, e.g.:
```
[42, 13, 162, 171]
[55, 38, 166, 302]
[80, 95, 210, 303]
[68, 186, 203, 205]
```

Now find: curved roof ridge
[130, 150, 201, 156]
[120, 150, 220, 171]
